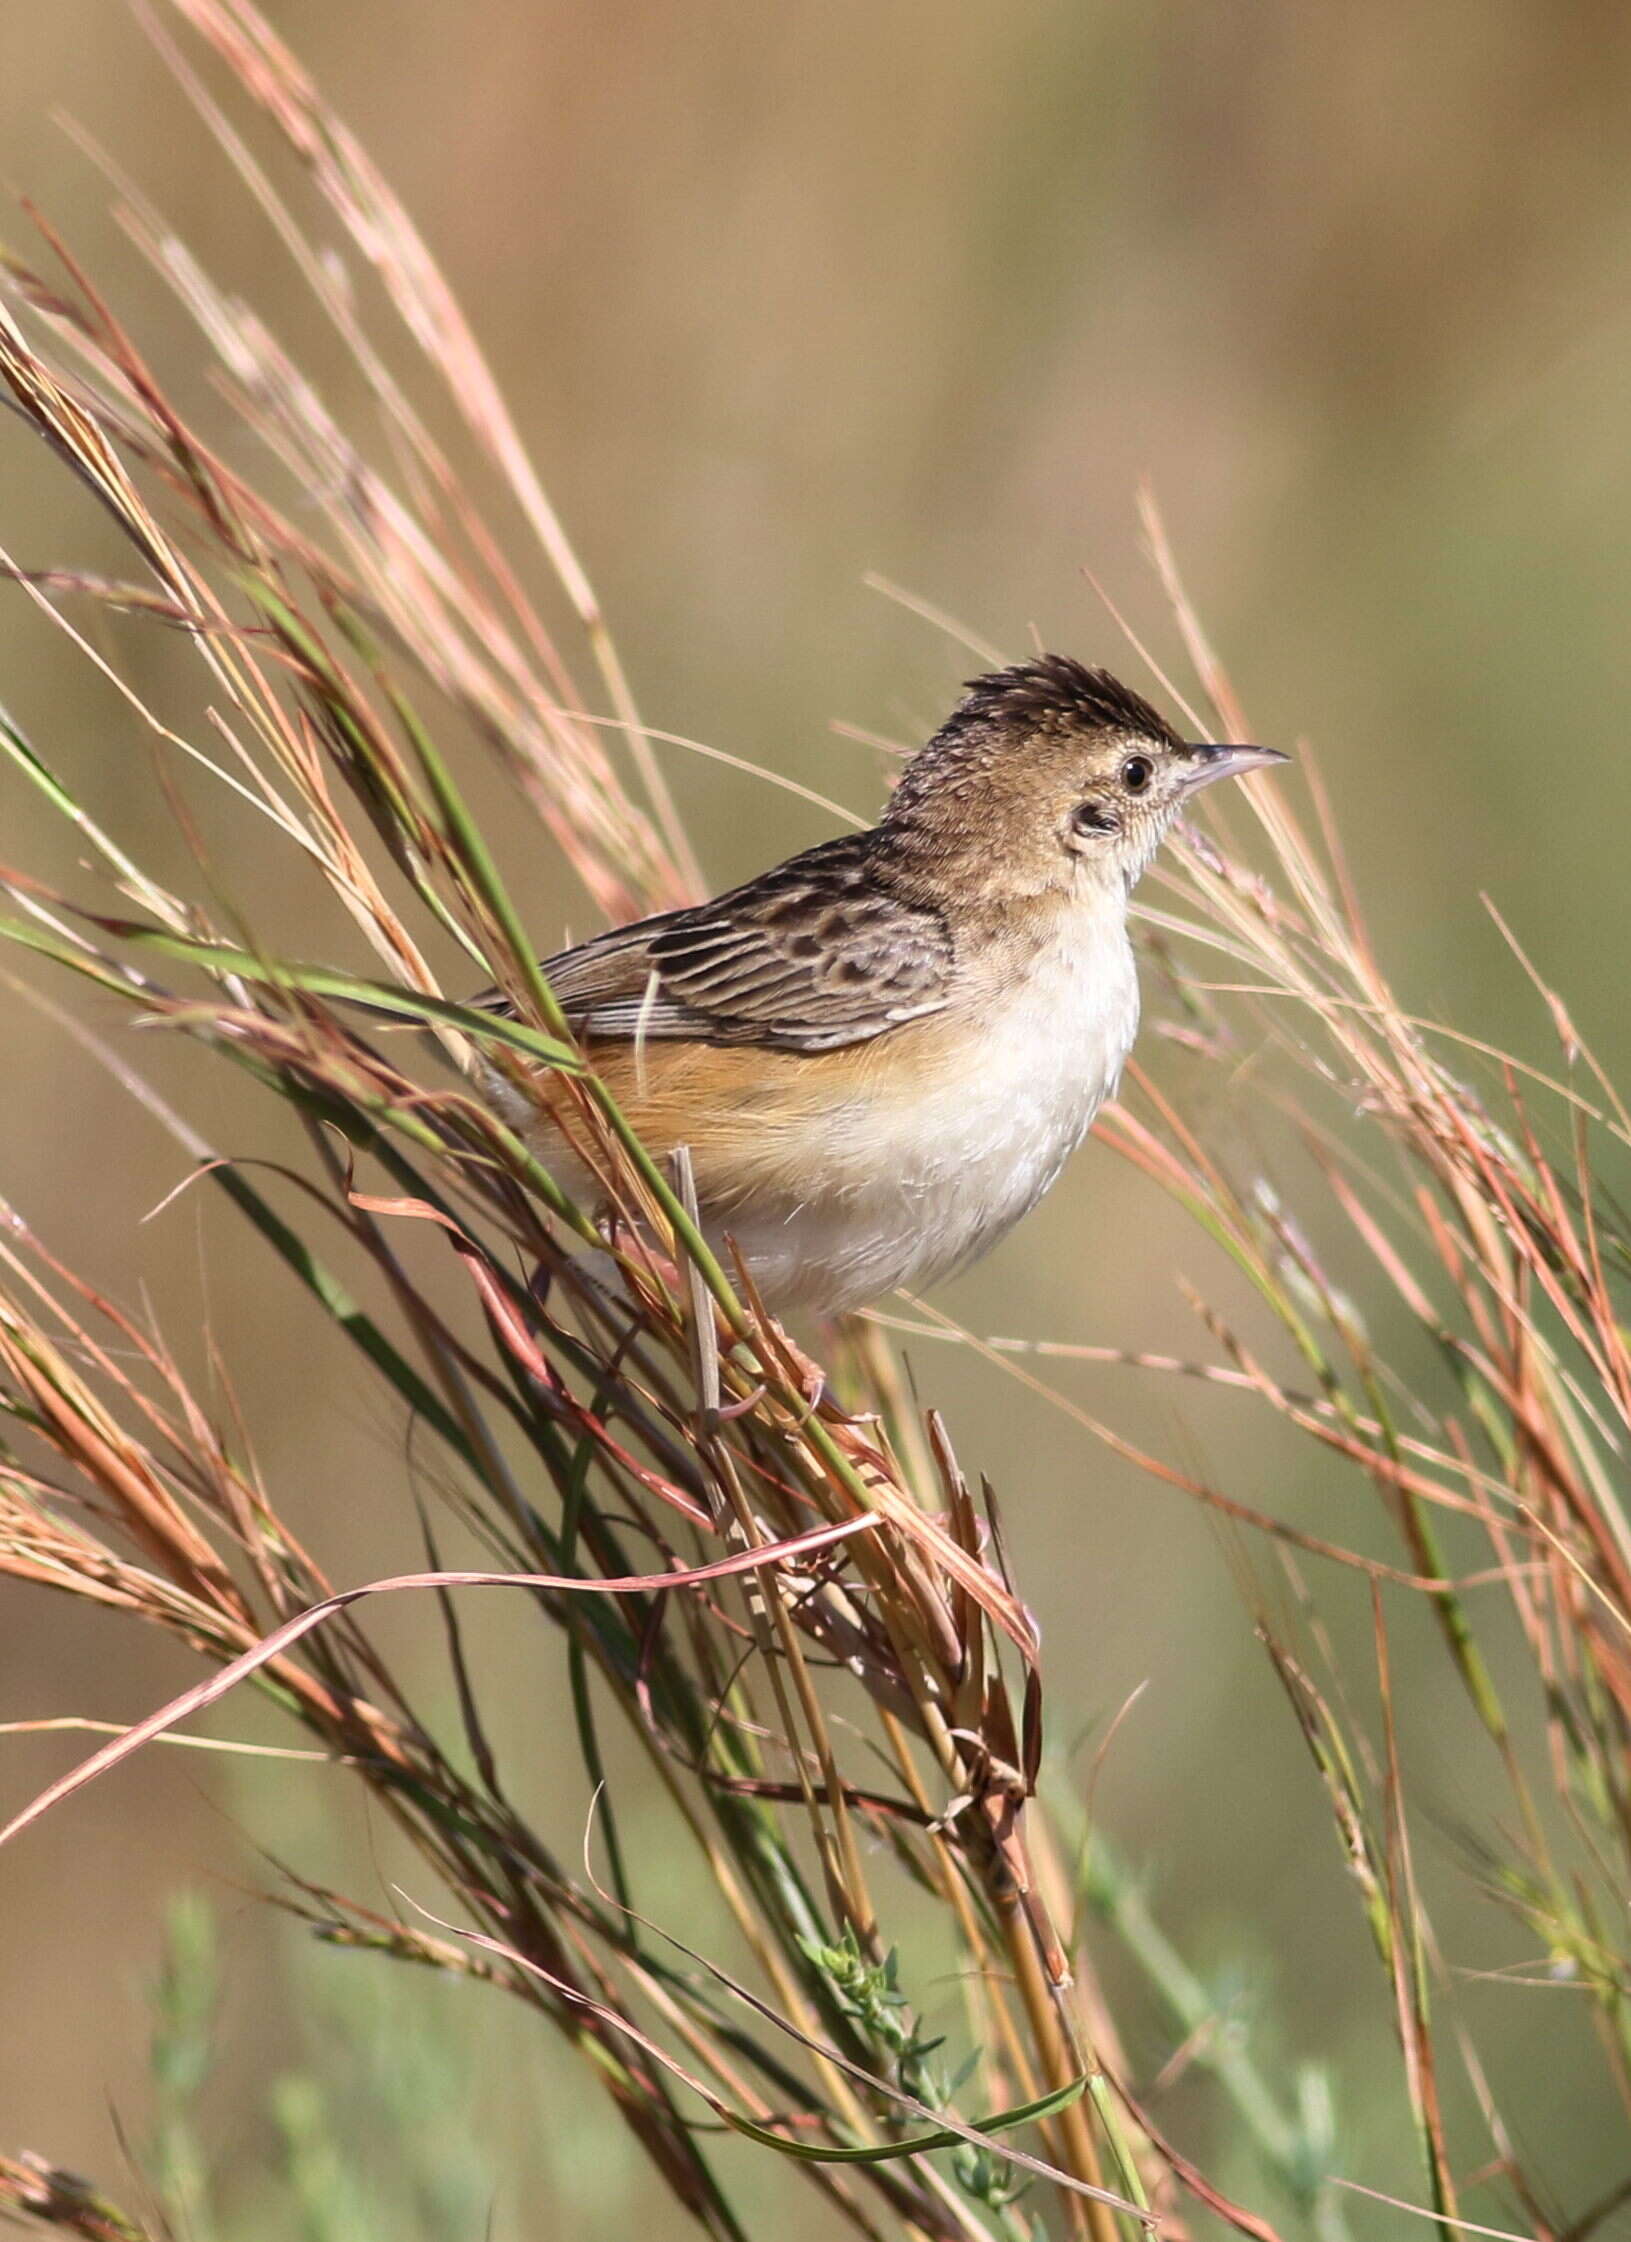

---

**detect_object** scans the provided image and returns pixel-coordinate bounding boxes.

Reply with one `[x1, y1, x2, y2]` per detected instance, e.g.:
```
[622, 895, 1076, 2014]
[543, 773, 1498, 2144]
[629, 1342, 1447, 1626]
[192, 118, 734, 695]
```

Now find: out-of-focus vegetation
[5, 4, 1631, 2238]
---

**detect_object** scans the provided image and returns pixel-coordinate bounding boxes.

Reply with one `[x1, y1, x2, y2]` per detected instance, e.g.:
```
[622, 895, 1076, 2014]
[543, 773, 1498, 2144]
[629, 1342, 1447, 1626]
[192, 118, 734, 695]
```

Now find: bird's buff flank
[483, 656, 1286, 1313]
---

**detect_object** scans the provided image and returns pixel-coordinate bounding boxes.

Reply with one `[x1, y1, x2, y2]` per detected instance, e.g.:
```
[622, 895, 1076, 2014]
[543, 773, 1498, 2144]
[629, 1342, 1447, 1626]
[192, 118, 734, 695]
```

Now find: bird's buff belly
[534, 978, 1137, 1314]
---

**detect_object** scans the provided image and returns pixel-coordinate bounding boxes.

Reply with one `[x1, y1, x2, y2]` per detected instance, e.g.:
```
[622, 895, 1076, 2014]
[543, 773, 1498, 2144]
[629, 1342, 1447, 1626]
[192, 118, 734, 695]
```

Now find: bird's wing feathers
[485, 835, 954, 1054]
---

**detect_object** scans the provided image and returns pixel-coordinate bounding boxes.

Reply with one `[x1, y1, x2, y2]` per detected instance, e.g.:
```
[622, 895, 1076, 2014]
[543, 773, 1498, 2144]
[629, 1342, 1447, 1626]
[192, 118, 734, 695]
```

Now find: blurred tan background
[5, 3, 1631, 2234]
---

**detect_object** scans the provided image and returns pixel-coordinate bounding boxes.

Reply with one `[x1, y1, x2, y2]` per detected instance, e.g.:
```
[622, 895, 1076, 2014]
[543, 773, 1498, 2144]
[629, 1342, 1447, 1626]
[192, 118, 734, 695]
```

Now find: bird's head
[882, 654, 1287, 903]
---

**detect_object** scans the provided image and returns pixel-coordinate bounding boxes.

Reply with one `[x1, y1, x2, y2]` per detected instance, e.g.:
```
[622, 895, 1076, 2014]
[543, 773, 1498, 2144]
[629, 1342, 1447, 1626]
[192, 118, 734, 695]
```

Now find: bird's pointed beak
[1180, 740, 1290, 794]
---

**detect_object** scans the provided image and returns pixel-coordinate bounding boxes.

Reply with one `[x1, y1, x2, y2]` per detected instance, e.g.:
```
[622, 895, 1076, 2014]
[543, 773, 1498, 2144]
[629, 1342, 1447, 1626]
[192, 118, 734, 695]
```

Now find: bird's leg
[761, 1321, 884, 1427]
[565, 1210, 861, 1426]
[764, 1327, 829, 1414]
[717, 1252, 842, 1417]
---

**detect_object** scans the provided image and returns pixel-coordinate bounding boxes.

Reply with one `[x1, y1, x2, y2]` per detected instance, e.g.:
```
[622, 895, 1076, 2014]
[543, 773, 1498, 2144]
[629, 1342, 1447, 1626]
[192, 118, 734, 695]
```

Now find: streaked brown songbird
[487, 657, 1284, 1312]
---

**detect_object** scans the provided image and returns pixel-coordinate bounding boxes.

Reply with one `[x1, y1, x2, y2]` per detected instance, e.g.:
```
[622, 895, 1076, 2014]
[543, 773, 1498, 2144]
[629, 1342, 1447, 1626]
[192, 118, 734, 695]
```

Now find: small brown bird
[493, 657, 1285, 1314]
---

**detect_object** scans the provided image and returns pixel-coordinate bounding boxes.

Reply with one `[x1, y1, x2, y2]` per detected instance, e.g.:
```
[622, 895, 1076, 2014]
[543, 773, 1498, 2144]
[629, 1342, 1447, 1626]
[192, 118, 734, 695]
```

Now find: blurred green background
[4, 3, 1631, 2234]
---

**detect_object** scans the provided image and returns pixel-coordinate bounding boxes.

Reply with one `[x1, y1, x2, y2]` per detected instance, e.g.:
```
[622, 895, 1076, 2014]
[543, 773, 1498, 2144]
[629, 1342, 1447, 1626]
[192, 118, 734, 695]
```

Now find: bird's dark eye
[1121, 754, 1153, 794]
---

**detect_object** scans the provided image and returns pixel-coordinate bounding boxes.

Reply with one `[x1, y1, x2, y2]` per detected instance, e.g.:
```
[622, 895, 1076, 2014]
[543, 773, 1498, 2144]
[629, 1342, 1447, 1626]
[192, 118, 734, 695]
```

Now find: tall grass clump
[2, 6, 1629, 2238]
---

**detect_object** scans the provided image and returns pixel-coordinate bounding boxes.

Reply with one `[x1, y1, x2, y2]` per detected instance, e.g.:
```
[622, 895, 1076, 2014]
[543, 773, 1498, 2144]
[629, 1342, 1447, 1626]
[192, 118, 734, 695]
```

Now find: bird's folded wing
[479, 835, 954, 1053]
